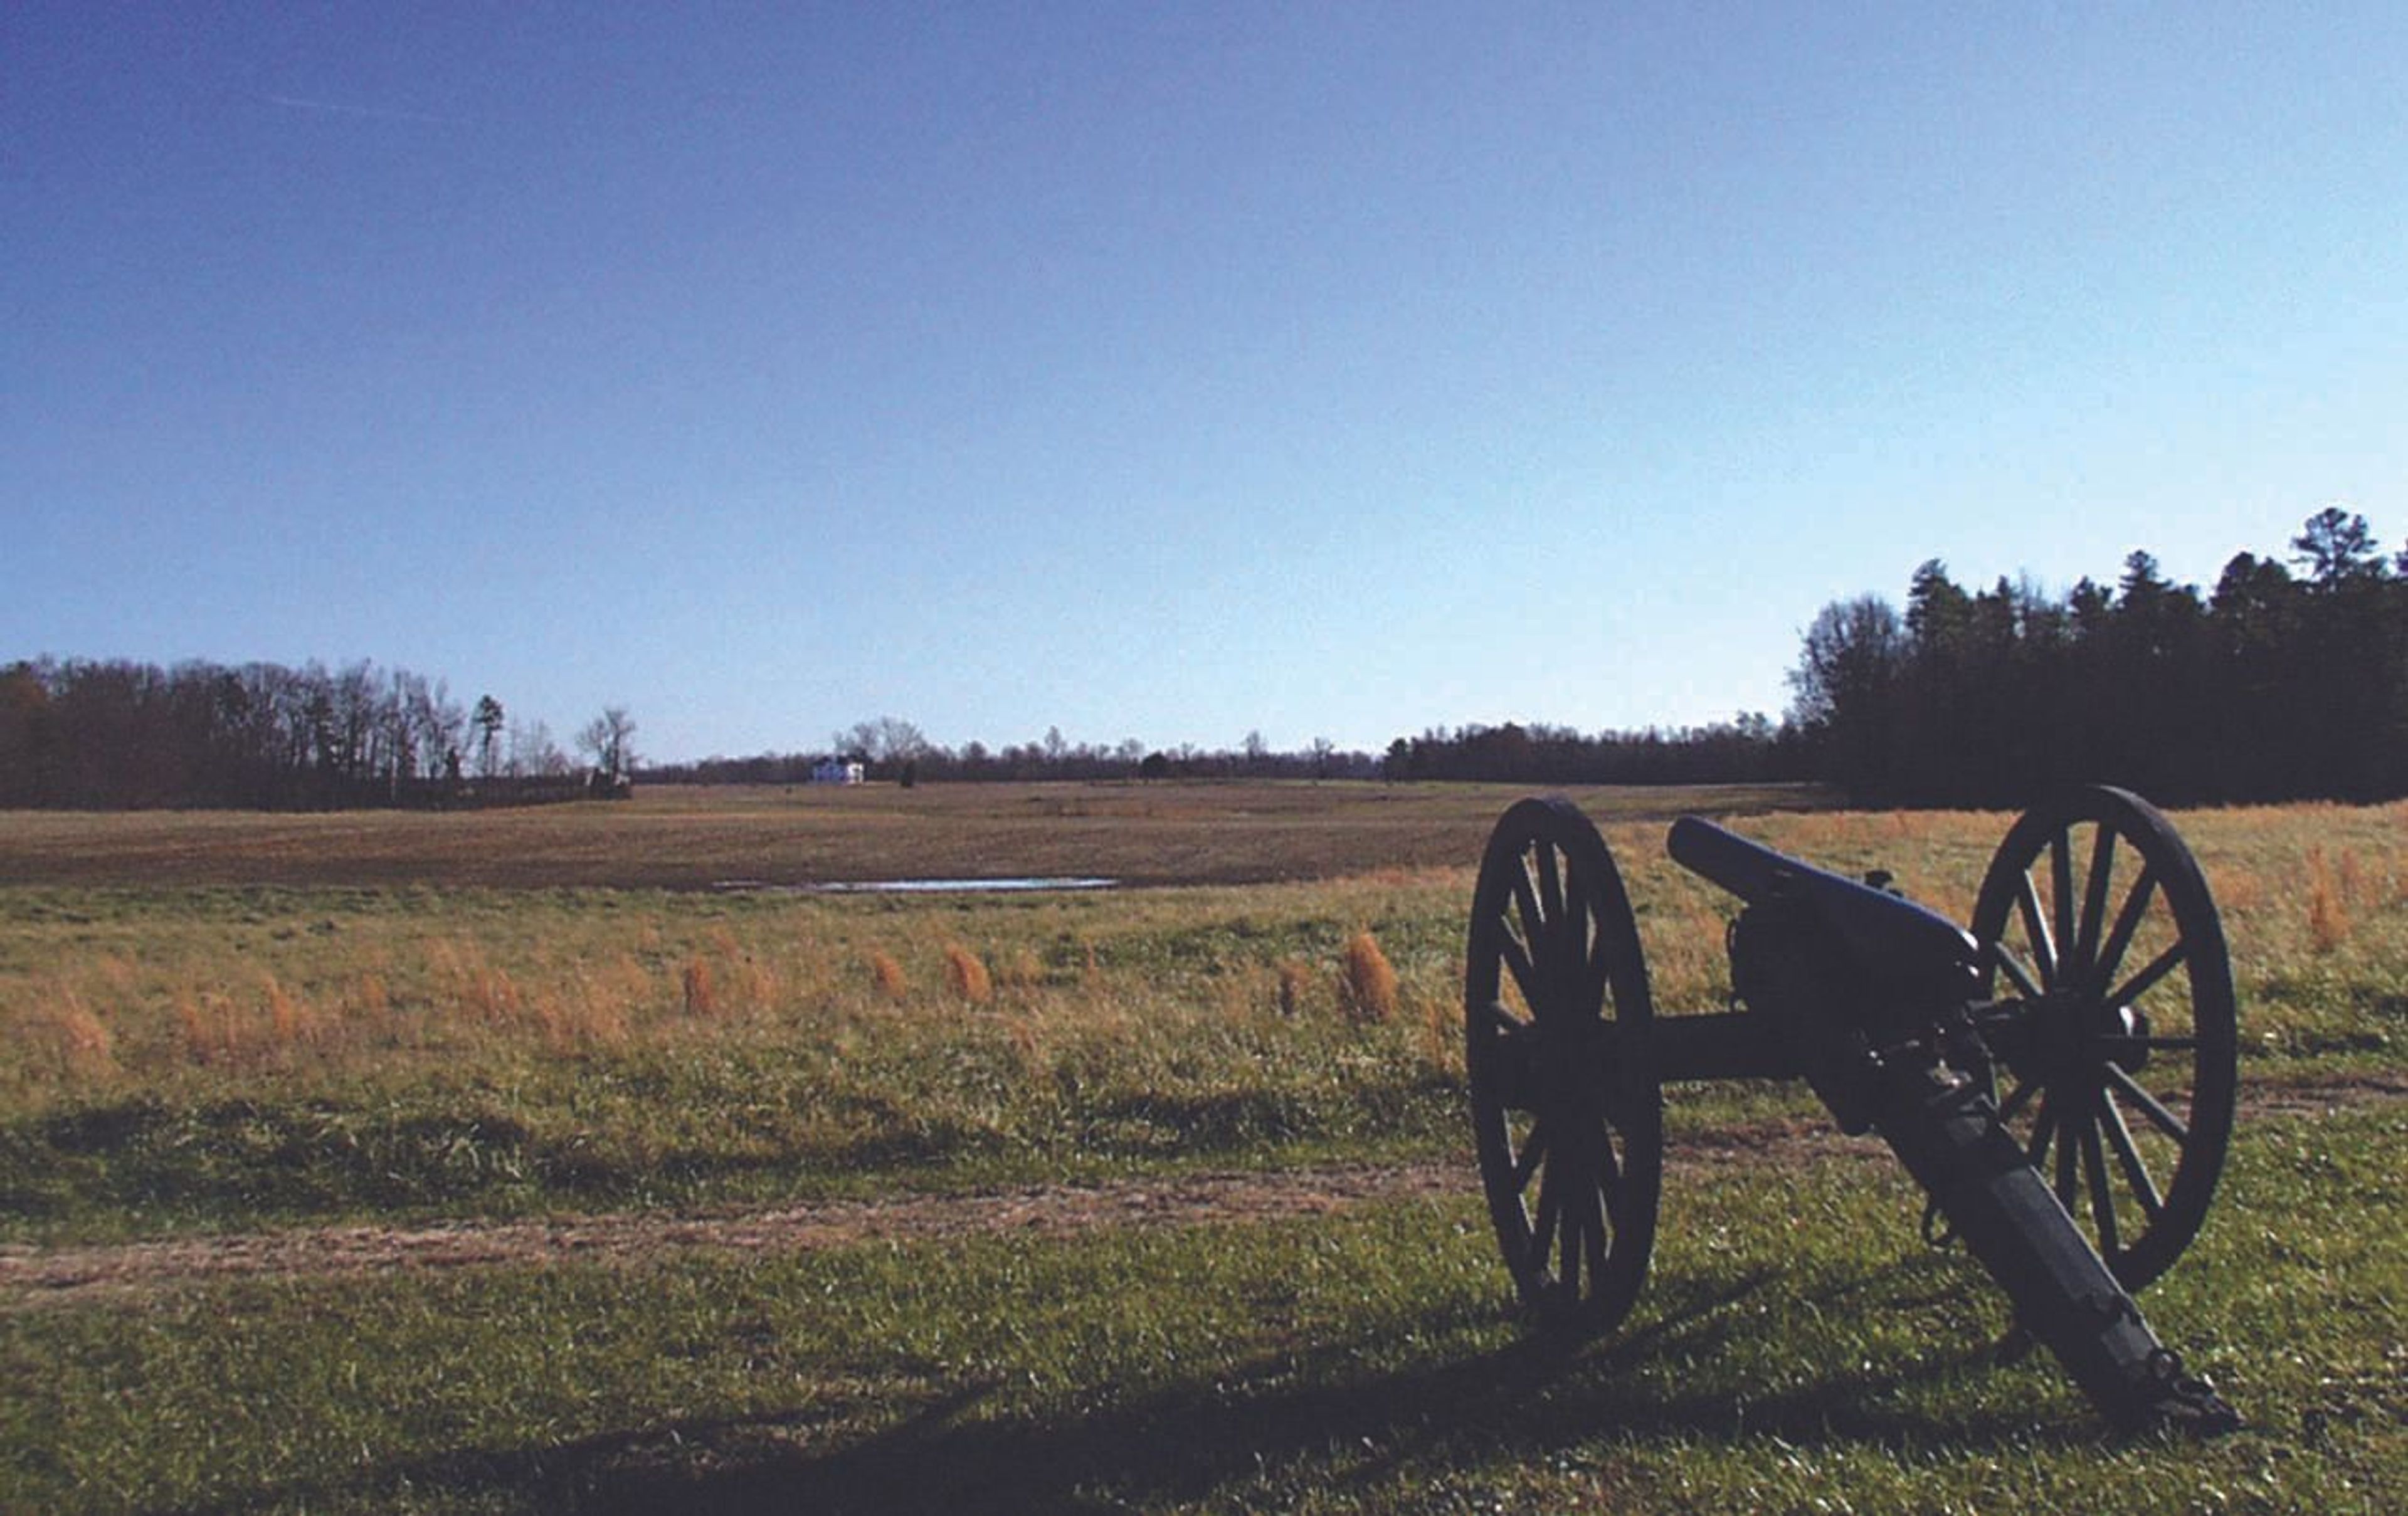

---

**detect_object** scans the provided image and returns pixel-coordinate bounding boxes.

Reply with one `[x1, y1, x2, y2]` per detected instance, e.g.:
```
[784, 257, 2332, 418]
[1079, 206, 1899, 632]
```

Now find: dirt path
[5, 1076, 2397, 1313]
[0, 1161, 1471, 1312]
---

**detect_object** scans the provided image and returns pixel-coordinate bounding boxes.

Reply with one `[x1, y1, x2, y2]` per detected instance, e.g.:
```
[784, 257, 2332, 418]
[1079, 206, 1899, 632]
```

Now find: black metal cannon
[1462, 785, 2241, 1433]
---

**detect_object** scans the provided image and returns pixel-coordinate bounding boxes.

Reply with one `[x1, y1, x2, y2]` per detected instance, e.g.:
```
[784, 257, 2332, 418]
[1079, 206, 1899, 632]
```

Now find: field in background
[3, 781, 2403, 1512]
[0, 779, 1831, 890]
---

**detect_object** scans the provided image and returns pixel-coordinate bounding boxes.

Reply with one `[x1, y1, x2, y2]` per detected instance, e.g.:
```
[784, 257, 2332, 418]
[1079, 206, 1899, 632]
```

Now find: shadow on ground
[163, 1265, 2054, 1515]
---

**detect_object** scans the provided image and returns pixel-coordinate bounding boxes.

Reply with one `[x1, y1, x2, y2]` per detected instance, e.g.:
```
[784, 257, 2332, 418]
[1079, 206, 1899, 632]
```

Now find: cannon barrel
[1668, 815, 1982, 1010]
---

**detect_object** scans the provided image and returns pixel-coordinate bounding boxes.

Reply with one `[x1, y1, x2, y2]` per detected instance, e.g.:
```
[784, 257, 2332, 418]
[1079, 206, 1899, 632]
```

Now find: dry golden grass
[997, 946, 1047, 991]
[20, 985, 118, 1082]
[2308, 847, 2354, 952]
[1339, 930, 1399, 1023]
[1274, 958, 1315, 1018]
[943, 943, 994, 1004]
[681, 956, 719, 1018]
[867, 950, 910, 1002]
[0, 786, 2398, 1122]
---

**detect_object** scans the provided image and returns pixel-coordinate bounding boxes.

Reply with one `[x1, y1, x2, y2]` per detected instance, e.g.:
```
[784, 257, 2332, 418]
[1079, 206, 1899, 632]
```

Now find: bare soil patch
[0, 1161, 1465, 1312]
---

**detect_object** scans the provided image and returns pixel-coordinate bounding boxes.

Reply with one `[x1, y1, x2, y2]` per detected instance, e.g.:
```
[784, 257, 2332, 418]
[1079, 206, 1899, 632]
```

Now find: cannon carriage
[1462, 784, 2240, 1433]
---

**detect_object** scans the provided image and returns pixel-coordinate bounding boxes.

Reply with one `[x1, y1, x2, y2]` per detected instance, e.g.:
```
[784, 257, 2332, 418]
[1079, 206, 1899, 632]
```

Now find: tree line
[0, 656, 633, 809]
[1785, 507, 2408, 806]
[643, 719, 1388, 786]
[647, 714, 1803, 791]
[13, 512, 2400, 811]
[1378, 715, 1798, 787]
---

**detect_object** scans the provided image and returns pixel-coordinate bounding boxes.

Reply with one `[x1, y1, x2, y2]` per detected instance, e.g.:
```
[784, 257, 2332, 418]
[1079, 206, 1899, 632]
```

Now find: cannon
[1462, 785, 2240, 1433]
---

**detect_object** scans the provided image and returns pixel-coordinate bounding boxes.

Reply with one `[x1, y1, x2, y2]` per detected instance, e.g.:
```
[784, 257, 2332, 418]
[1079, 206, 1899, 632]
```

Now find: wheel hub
[2015, 989, 2149, 1087]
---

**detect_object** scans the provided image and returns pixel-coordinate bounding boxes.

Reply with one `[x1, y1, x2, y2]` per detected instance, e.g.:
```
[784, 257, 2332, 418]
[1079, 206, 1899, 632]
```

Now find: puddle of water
[711, 877, 1119, 895]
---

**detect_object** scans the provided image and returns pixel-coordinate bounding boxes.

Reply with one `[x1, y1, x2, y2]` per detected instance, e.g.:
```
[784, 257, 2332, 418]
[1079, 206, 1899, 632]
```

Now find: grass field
[2, 781, 2402, 1512]
[0, 780, 1829, 891]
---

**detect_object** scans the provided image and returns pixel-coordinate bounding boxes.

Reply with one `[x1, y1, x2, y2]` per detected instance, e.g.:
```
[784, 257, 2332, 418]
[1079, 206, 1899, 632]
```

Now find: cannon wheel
[1967, 785, 2238, 1292]
[1465, 797, 1662, 1332]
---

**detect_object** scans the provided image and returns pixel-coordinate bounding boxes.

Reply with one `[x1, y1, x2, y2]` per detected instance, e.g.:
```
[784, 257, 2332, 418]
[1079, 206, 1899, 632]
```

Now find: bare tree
[577, 706, 637, 784]
[835, 717, 928, 769]
[509, 717, 569, 777]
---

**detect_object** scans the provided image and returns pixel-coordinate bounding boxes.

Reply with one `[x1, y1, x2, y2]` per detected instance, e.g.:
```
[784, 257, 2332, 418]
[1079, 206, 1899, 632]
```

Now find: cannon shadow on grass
[160, 1264, 2067, 1515]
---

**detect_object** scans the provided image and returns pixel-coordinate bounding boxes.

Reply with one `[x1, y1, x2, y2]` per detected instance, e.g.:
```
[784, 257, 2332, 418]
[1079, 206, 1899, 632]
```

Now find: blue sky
[8, 4, 2404, 763]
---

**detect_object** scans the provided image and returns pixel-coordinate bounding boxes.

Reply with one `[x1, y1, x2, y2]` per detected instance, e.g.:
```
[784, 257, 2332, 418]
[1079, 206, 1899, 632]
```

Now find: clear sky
[8, 4, 2404, 763]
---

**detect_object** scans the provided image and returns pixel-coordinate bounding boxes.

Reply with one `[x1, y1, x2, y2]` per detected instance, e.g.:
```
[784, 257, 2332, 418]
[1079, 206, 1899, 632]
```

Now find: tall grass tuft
[1418, 987, 1464, 1079]
[24, 986, 120, 1083]
[1274, 958, 1315, 1018]
[262, 973, 318, 1049]
[943, 943, 993, 1004]
[1339, 930, 1399, 1023]
[1002, 1011, 1047, 1075]
[724, 949, 779, 1016]
[581, 954, 655, 1040]
[2307, 846, 2353, 952]
[2336, 846, 2368, 904]
[175, 988, 231, 1065]
[868, 949, 910, 1002]
[347, 971, 392, 1025]
[682, 956, 719, 1018]
[433, 940, 525, 1025]
[998, 946, 1047, 991]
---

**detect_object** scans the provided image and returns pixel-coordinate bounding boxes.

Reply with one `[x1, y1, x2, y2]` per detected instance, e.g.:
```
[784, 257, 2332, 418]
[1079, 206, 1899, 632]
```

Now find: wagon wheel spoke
[2106, 1063, 2192, 1144]
[1513, 1122, 1548, 1189]
[1498, 935, 1541, 1015]
[1581, 1183, 1610, 1294]
[2098, 1093, 2165, 1221]
[2050, 831, 2076, 979]
[1530, 1158, 1563, 1273]
[1534, 844, 1565, 939]
[2096, 1033, 2200, 1056]
[1991, 944, 2046, 1003]
[1509, 868, 1545, 967]
[2108, 942, 2188, 1012]
[2091, 868, 2159, 998]
[1564, 1164, 1597, 1296]
[2074, 824, 2117, 984]
[1996, 1073, 2041, 1124]
[2026, 1093, 2060, 1170]
[1569, 866, 1610, 1004]
[2081, 1113, 2121, 1258]
[2015, 873, 2059, 991]
[2052, 1095, 2083, 1211]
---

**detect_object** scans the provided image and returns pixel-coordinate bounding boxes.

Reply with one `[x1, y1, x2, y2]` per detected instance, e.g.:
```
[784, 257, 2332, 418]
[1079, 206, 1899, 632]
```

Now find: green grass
[5, 1105, 2398, 1513]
